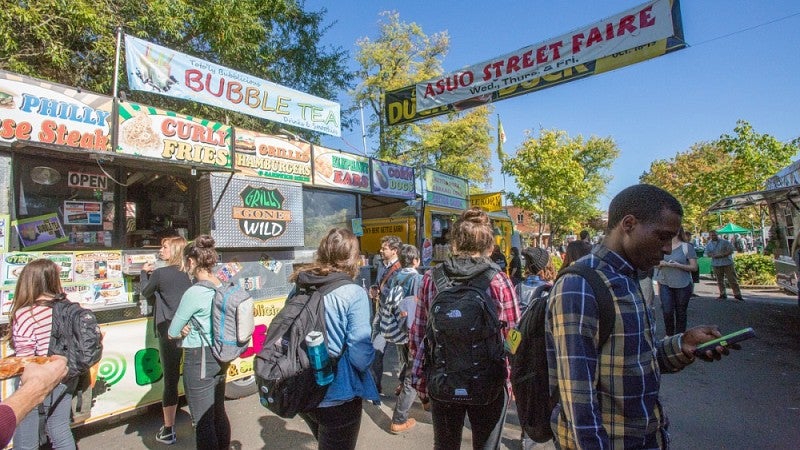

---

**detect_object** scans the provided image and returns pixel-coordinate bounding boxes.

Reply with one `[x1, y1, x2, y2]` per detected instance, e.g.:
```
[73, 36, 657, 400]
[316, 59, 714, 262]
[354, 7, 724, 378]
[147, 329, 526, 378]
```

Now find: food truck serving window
[14, 156, 117, 250]
[303, 189, 357, 249]
[124, 169, 193, 248]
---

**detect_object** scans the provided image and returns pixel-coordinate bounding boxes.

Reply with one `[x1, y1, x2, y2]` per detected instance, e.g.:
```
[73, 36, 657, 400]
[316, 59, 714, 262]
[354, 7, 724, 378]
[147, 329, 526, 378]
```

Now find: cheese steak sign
[232, 186, 292, 242]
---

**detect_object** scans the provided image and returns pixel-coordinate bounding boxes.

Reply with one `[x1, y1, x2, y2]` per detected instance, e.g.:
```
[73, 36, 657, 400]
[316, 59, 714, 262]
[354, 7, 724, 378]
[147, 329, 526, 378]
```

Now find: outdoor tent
[716, 222, 751, 234]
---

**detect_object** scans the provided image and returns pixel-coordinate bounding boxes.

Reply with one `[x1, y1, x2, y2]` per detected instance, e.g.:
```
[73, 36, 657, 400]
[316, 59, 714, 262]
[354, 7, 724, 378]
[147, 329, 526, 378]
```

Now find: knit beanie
[523, 247, 550, 274]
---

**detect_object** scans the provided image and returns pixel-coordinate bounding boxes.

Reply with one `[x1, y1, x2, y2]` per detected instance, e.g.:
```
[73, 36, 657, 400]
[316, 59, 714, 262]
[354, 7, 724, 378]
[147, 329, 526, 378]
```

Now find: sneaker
[734, 295, 744, 302]
[155, 426, 176, 445]
[390, 418, 417, 434]
[421, 397, 431, 412]
[716, 295, 727, 300]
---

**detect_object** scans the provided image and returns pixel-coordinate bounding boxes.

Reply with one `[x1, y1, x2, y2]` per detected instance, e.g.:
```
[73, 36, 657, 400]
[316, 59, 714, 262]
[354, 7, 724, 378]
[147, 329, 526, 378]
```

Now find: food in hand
[0, 355, 53, 380]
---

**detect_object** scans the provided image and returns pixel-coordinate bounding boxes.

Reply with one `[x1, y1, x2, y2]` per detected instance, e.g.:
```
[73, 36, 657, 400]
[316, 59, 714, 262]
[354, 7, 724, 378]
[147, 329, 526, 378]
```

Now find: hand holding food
[0, 356, 57, 380]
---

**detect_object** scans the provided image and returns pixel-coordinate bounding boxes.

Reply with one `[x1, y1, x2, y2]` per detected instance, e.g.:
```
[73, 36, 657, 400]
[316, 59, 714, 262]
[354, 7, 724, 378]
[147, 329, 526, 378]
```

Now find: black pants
[300, 397, 363, 450]
[431, 387, 508, 450]
[156, 321, 183, 408]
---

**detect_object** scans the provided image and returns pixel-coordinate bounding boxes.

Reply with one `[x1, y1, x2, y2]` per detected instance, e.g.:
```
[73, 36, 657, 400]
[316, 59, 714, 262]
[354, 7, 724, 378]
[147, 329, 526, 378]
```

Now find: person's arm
[139, 265, 159, 300]
[547, 275, 610, 447]
[167, 286, 202, 339]
[342, 287, 374, 372]
[410, 271, 434, 396]
[2, 356, 67, 430]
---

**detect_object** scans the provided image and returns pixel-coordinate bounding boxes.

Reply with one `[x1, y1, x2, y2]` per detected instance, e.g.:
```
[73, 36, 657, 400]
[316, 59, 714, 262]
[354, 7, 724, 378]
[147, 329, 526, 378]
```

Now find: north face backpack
[254, 273, 355, 418]
[192, 281, 255, 363]
[509, 262, 615, 443]
[47, 294, 103, 380]
[424, 264, 505, 405]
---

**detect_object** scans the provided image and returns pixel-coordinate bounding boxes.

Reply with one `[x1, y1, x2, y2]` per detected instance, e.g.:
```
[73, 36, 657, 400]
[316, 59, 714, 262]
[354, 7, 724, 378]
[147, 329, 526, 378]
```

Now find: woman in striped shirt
[8, 259, 76, 449]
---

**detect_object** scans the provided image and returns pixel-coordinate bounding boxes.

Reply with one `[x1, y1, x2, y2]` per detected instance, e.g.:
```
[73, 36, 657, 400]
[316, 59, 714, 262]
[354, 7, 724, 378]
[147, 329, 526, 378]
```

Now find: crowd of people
[1, 184, 740, 450]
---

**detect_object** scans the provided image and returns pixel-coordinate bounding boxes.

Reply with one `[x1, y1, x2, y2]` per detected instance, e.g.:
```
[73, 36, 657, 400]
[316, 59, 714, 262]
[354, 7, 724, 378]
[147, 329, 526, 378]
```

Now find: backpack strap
[557, 263, 615, 347]
[431, 264, 450, 293]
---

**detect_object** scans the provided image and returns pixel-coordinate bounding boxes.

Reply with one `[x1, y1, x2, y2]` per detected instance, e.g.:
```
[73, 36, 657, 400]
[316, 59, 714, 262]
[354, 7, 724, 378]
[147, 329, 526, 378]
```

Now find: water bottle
[305, 331, 334, 386]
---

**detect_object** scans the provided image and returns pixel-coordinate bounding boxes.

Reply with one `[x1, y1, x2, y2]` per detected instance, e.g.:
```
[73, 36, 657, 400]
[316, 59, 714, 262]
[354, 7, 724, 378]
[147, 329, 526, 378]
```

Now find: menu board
[116, 101, 232, 170]
[0, 251, 127, 308]
[423, 168, 468, 209]
[371, 159, 416, 200]
[312, 146, 371, 193]
[233, 129, 312, 184]
[14, 213, 68, 250]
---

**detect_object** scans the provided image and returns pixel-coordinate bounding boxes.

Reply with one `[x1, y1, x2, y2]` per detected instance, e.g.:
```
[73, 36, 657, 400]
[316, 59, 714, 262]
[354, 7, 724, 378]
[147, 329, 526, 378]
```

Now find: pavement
[72, 277, 795, 449]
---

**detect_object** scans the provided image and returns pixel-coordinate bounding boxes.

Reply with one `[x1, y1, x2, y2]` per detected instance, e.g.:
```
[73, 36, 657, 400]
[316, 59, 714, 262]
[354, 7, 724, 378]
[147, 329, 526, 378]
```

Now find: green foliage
[502, 129, 619, 241]
[640, 120, 799, 233]
[0, 0, 354, 138]
[551, 253, 563, 273]
[733, 253, 776, 286]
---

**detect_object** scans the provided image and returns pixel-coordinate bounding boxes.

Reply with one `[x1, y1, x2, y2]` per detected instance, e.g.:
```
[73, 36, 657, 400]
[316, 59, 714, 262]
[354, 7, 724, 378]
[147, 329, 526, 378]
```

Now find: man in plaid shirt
[546, 184, 733, 449]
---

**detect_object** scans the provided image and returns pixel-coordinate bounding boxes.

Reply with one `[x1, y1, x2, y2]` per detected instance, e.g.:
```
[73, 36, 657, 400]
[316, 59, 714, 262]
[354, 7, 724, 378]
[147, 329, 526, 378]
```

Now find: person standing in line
[294, 228, 380, 450]
[509, 247, 523, 285]
[369, 235, 402, 394]
[545, 184, 734, 448]
[516, 246, 555, 315]
[491, 245, 508, 274]
[140, 236, 193, 445]
[654, 227, 698, 336]
[579, 229, 590, 243]
[168, 236, 230, 450]
[379, 244, 424, 433]
[410, 208, 520, 450]
[562, 239, 592, 268]
[705, 230, 744, 301]
[683, 230, 700, 297]
[8, 259, 76, 450]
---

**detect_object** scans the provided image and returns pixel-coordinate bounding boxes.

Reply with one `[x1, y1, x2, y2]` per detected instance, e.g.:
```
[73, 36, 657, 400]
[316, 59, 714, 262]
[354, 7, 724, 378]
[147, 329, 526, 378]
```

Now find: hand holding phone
[693, 327, 755, 357]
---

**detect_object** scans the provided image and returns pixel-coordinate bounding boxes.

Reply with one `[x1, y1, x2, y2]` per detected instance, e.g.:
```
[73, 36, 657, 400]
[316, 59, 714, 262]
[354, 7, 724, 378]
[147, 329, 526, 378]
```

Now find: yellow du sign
[469, 192, 503, 212]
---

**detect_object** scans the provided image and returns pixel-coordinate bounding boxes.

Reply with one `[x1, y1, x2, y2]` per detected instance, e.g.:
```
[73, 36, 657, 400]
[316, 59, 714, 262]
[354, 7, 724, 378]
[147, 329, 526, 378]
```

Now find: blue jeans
[183, 346, 230, 450]
[300, 397, 363, 450]
[659, 283, 692, 336]
[431, 386, 508, 450]
[14, 382, 75, 450]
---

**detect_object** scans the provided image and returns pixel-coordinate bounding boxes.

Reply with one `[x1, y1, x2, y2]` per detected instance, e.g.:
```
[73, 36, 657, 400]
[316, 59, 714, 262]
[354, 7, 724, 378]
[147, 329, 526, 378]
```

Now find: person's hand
[180, 324, 191, 338]
[681, 325, 738, 361]
[369, 285, 379, 300]
[142, 262, 155, 274]
[20, 355, 67, 395]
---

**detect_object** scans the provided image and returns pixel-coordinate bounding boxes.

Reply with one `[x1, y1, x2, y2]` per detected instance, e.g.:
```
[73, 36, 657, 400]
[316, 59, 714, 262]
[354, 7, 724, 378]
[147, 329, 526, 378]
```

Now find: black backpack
[254, 273, 355, 418]
[47, 294, 103, 380]
[424, 264, 506, 405]
[509, 262, 615, 443]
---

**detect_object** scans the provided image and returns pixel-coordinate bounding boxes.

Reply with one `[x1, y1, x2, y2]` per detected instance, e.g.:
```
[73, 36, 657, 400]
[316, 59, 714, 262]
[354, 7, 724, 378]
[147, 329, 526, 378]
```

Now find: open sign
[68, 171, 108, 189]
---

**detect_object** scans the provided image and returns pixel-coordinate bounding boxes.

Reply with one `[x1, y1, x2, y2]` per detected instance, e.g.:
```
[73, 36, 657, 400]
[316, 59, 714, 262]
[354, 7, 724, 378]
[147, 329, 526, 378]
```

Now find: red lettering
[586, 27, 603, 48]
[228, 82, 243, 103]
[162, 118, 177, 137]
[0, 119, 32, 140]
[424, 83, 436, 99]
[522, 50, 534, 68]
[506, 55, 520, 74]
[617, 14, 636, 36]
[536, 45, 548, 64]
[572, 33, 584, 54]
[549, 41, 563, 60]
[639, 5, 655, 28]
[606, 23, 615, 40]
[185, 69, 203, 92]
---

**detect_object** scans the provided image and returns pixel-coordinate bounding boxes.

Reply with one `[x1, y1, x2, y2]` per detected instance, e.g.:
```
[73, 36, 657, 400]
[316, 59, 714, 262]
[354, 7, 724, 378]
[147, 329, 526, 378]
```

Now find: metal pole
[112, 27, 123, 98]
[359, 101, 369, 156]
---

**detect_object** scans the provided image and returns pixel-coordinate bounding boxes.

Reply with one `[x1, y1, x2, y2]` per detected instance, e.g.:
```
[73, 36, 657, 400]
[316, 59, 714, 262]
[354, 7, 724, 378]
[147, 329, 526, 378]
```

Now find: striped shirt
[12, 305, 53, 356]
[410, 264, 520, 395]
[545, 245, 692, 449]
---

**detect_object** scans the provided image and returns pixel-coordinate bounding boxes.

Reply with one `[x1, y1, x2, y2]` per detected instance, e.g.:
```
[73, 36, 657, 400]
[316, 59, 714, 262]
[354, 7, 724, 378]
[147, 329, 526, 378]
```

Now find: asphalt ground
[71, 278, 800, 449]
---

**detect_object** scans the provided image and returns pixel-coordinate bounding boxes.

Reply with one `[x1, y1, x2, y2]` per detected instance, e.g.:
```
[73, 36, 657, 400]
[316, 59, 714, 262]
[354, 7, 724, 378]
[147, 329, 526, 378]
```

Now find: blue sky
[306, 0, 800, 210]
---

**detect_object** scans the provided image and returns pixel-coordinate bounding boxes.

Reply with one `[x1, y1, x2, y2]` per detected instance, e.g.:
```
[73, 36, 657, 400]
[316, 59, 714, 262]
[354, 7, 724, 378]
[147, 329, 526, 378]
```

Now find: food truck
[0, 69, 417, 427]
[707, 158, 800, 293]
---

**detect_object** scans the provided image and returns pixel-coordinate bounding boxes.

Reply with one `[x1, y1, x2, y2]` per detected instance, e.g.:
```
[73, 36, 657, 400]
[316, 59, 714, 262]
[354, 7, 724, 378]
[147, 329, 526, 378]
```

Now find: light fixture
[30, 166, 61, 185]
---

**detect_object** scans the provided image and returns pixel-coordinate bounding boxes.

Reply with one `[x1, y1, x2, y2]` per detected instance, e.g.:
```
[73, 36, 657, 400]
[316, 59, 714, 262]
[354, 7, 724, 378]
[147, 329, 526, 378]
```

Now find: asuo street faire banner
[124, 35, 341, 137]
[116, 101, 232, 169]
[385, 0, 685, 125]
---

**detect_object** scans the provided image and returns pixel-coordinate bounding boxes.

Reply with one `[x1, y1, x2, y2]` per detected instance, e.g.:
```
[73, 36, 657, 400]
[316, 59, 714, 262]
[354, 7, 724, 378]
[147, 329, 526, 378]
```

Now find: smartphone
[693, 327, 755, 356]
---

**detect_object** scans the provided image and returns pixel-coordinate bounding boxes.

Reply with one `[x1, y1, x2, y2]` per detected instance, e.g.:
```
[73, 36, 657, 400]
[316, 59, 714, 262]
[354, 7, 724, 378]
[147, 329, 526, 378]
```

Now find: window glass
[124, 170, 192, 248]
[302, 189, 356, 248]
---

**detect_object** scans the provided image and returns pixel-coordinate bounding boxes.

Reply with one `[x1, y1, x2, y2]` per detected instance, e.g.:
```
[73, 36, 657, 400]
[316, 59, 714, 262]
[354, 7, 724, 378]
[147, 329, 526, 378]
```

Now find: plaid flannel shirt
[409, 266, 520, 395]
[545, 245, 693, 449]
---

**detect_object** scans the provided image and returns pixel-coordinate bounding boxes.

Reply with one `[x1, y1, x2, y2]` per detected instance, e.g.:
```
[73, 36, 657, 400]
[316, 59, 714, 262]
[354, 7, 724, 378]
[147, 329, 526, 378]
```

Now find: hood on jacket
[442, 256, 499, 282]
[295, 270, 354, 289]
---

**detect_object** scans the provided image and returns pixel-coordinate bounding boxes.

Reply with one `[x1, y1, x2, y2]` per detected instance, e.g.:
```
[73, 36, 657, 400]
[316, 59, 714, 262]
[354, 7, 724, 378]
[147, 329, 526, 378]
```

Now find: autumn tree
[640, 120, 799, 234]
[1, 0, 353, 136]
[352, 11, 448, 160]
[502, 129, 619, 241]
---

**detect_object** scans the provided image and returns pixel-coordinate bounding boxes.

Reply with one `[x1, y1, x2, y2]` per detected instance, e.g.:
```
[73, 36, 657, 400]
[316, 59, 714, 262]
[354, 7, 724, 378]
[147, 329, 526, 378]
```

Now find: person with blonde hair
[410, 208, 520, 449]
[168, 235, 229, 450]
[140, 235, 192, 445]
[292, 228, 379, 450]
[8, 259, 76, 449]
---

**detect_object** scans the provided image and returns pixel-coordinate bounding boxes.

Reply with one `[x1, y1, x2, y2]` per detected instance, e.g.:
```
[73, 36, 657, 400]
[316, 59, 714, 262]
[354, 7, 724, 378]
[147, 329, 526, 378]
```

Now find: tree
[502, 129, 619, 242]
[0, 0, 353, 137]
[640, 120, 799, 233]
[352, 11, 448, 159]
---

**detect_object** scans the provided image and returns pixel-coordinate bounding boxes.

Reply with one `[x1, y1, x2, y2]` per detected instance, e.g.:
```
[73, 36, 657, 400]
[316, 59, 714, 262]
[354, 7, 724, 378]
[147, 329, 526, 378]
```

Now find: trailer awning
[706, 186, 800, 213]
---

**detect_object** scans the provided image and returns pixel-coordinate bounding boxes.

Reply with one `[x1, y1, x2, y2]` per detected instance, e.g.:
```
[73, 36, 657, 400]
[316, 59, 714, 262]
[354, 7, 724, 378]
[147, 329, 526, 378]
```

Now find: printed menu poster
[312, 146, 371, 193]
[0, 215, 9, 252]
[70, 251, 126, 305]
[2, 253, 38, 286]
[63, 201, 102, 225]
[14, 214, 68, 250]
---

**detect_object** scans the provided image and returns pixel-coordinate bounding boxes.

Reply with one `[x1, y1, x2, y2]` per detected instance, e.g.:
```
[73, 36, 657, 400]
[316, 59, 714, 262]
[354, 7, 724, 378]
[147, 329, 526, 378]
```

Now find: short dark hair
[607, 184, 682, 230]
[398, 244, 420, 268]
[579, 230, 589, 240]
[380, 235, 402, 251]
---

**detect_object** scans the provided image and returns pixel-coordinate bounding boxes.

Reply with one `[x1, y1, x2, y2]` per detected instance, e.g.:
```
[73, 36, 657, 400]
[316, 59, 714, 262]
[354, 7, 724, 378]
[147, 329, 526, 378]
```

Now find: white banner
[415, 0, 674, 112]
[124, 35, 341, 136]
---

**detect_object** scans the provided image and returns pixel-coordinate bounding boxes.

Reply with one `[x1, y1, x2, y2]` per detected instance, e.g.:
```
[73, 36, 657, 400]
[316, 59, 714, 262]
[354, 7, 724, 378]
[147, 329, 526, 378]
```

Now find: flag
[497, 115, 507, 161]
